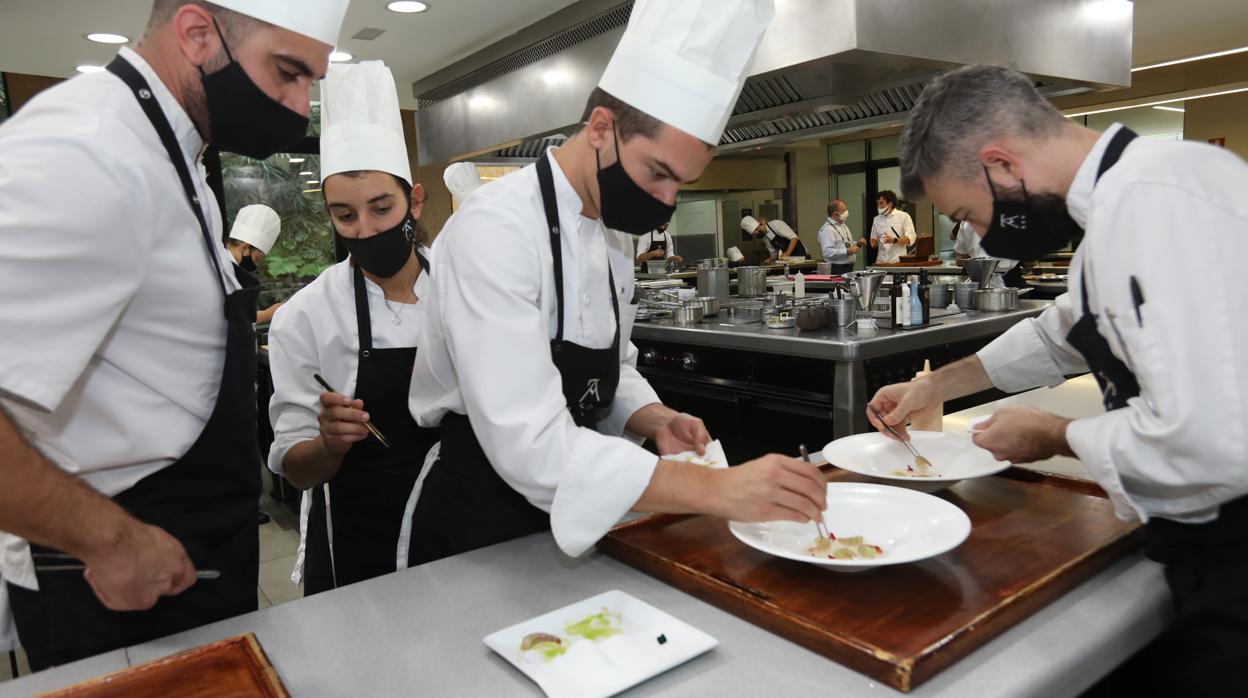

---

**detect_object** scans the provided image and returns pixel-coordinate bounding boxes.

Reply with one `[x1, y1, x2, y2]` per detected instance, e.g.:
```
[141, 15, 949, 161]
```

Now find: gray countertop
[631, 300, 1050, 361]
[0, 532, 1168, 698]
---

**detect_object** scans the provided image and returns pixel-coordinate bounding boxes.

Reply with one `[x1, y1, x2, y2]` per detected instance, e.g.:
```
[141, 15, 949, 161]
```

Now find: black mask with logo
[596, 123, 676, 235]
[340, 212, 416, 279]
[979, 165, 1083, 260]
[239, 250, 258, 273]
[200, 19, 310, 159]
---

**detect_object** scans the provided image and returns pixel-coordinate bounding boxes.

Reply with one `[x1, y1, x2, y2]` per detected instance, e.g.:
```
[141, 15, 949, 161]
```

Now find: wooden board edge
[241, 632, 292, 698]
[996, 467, 1109, 498]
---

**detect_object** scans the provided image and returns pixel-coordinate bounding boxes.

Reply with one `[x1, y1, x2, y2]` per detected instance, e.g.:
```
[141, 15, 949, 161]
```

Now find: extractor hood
[415, 0, 1133, 165]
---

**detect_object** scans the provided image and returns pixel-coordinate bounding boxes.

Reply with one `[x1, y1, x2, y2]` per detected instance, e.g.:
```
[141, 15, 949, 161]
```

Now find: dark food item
[657, 634, 668, 645]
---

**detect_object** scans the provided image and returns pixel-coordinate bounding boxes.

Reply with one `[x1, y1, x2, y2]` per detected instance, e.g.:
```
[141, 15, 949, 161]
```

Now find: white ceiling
[0, 0, 1245, 109]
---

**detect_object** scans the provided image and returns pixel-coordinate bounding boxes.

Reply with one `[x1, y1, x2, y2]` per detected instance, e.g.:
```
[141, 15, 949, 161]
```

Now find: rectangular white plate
[483, 590, 718, 698]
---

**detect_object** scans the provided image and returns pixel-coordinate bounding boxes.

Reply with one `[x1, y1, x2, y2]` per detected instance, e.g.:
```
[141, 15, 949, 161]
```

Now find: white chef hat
[229, 204, 281, 254]
[597, 0, 776, 145]
[320, 61, 413, 186]
[740, 215, 760, 234]
[443, 162, 483, 201]
[208, 0, 350, 46]
[726, 246, 745, 263]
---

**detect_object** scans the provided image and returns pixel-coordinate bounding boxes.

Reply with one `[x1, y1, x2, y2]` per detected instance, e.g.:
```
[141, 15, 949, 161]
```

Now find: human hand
[654, 412, 711, 456]
[866, 378, 942, 441]
[82, 521, 196, 611]
[318, 391, 370, 457]
[708, 454, 827, 523]
[971, 406, 1073, 463]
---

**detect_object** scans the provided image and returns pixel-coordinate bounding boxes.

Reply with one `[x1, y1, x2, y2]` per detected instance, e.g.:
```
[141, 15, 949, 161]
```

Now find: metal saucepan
[694, 296, 720, 317]
[974, 288, 1018, 311]
[721, 302, 764, 325]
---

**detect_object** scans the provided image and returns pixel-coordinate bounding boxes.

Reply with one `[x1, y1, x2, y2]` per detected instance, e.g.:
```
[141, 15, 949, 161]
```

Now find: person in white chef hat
[406, 0, 828, 567]
[226, 203, 284, 322]
[266, 60, 440, 596]
[0, 0, 347, 670]
[444, 161, 484, 205]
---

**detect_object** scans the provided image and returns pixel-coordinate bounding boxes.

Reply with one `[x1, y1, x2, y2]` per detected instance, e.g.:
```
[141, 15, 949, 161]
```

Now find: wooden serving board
[598, 468, 1142, 692]
[40, 633, 288, 698]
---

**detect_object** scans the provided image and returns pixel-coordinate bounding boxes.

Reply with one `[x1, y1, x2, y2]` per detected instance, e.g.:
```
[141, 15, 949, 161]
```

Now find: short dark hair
[145, 0, 268, 46]
[877, 190, 898, 206]
[325, 171, 428, 247]
[579, 87, 663, 142]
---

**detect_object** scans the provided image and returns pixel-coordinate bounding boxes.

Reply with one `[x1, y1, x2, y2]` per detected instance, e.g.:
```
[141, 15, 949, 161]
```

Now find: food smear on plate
[519, 632, 566, 660]
[517, 609, 624, 663]
[806, 534, 885, 559]
[890, 464, 941, 478]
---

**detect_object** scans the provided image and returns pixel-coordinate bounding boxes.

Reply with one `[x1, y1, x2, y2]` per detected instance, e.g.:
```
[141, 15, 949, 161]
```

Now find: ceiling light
[75, 65, 105, 74]
[1133, 45, 1248, 73]
[468, 94, 496, 111]
[305, 180, 320, 185]
[289, 157, 306, 164]
[85, 32, 129, 44]
[387, 1, 429, 13]
[1065, 87, 1248, 118]
[303, 188, 322, 194]
[1152, 105, 1185, 113]
[298, 171, 314, 176]
[329, 50, 353, 62]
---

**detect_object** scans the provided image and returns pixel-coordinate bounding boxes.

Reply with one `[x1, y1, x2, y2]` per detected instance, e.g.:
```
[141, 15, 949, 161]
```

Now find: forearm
[624, 402, 678, 441]
[281, 437, 345, 490]
[931, 355, 995, 402]
[0, 407, 135, 560]
[257, 307, 277, 324]
[632, 460, 721, 515]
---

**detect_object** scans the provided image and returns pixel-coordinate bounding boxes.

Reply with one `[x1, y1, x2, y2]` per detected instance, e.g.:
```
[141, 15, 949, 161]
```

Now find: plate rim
[822, 431, 1011, 483]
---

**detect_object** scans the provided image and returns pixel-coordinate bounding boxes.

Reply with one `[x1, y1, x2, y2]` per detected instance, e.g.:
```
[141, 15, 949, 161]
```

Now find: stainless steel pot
[953, 281, 980, 309]
[672, 301, 704, 325]
[697, 257, 729, 269]
[696, 267, 730, 301]
[721, 302, 763, 324]
[828, 297, 857, 327]
[928, 283, 951, 308]
[737, 266, 769, 297]
[816, 261, 832, 276]
[694, 296, 720, 317]
[974, 288, 1017, 312]
[765, 312, 796, 329]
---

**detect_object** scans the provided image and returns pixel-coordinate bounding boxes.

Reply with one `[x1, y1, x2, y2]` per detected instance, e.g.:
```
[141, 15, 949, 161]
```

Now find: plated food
[823, 431, 1009, 492]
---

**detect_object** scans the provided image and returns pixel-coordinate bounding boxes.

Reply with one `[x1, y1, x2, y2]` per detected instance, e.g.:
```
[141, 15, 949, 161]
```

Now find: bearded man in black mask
[0, 0, 345, 670]
[868, 64, 1248, 696]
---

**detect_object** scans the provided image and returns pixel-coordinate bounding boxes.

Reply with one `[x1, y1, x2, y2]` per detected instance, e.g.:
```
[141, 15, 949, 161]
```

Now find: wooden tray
[40, 633, 288, 698]
[598, 468, 1142, 692]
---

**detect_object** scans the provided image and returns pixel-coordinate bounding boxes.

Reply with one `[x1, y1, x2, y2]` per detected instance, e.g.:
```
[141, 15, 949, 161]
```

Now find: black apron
[8, 55, 261, 671]
[766, 222, 807, 258]
[1001, 264, 1028, 289]
[303, 260, 439, 595]
[1064, 126, 1248, 696]
[646, 233, 668, 255]
[407, 154, 622, 565]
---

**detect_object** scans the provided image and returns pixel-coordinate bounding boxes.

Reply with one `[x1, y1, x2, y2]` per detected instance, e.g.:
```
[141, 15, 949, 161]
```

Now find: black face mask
[340, 212, 416, 279]
[239, 251, 257, 273]
[979, 166, 1082, 260]
[200, 20, 309, 159]
[596, 123, 676, 235]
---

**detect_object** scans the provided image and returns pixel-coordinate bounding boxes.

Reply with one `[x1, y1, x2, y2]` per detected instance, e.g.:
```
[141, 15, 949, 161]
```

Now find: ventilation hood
[415, 0, 1132, 165]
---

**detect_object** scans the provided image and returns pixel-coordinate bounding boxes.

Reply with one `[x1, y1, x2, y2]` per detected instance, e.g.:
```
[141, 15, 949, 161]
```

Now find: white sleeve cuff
[976, 318, 1069, 393]
[549, 443, 658, 556]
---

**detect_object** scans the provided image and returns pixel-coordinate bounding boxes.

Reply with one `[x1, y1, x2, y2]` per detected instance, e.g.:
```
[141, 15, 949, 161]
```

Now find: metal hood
[415, 0, 1132, 165]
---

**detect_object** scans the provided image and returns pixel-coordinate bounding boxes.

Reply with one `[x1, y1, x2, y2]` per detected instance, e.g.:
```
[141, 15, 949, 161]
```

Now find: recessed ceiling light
[387, 1, 429, 14]
[85, 32, 130, 44]
[298, 171, 314, 176]
[289, 157, 306, 164]
[1133, 45, 1248, 73]
[1152, 105, 1185, 113]
[76, 65, 105, 74]
[1065, 87, 1248, 118]
[329, 50, 353, 62]
[302, 188, 322, 194]
[306, 180, 320, 185]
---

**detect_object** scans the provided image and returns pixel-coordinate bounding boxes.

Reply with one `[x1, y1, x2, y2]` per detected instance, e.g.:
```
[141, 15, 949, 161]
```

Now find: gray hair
[899, 65, 1066, 201]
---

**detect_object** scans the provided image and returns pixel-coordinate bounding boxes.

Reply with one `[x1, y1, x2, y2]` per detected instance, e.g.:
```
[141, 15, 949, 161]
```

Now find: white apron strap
[395, 441, 441, 571]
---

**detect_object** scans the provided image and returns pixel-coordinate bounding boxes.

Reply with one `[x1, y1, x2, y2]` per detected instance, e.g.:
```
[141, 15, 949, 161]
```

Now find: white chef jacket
[410, 149, 662, 557]
[954, 224, 1018, 289]
[817, 216, 855, 265]
[871, 209, 916, 263]
[635, 230, 677, 260]
[976, 123, 1248, 524]
[761, 219, 799, 257]
[0, 47, 239, 590]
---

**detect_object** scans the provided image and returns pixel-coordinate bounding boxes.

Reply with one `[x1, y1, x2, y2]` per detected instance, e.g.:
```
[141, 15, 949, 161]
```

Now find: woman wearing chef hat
[266, 61, 439, 595]
[226, 203, 284, 323]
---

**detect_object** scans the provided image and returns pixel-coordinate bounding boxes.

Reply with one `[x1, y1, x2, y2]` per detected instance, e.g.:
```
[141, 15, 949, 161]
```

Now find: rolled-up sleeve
[266, 304, 325, 477]
[976, 293, 1088, 393]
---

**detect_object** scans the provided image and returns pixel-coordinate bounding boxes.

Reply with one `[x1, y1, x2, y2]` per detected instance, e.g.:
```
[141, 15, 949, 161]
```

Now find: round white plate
[728, 483, 971, 571]
[822, 431, 1010, 491]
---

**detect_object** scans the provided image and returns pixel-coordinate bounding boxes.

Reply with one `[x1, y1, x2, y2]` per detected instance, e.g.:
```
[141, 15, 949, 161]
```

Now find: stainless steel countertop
[631, 300, 1050, 361]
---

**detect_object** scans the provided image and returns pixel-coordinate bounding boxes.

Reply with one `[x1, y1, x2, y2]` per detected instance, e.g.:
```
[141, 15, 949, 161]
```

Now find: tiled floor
[0, 492, 305, 684]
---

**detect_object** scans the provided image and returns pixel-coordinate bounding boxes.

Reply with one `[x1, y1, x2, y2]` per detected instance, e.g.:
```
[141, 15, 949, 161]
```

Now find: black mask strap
[199, 19, 237, 78]
[983, 164, 1030, 200]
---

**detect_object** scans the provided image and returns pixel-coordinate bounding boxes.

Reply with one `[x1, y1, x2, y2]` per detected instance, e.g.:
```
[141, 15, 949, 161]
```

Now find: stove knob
[641, 348, 657, 366]
[681, 353, 698, 371]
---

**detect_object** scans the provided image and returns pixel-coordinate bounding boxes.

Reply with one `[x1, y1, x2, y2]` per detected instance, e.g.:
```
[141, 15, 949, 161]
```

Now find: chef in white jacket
[952, 220, 1025, 289]
[870, 190, 916, 263]
[0, 0, 346, 670]
[443, 161, 483, 204]
[267, 61, 438, 595]
[408, 0, 826, 565]
[870, 64, 1248, 695]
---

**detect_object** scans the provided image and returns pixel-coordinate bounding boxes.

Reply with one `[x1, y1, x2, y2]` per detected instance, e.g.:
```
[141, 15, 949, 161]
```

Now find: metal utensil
[799, 445, 832, 543]
[313, 373, 390, 448]
[867, 403, 933, 472]
[32, 553, 220, 579]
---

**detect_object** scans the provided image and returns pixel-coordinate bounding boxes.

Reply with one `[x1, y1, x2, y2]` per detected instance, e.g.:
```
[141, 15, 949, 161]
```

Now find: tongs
[867, 404, 933, 472]
[799, 444, 832, 545]
[32, 553, 220, 579]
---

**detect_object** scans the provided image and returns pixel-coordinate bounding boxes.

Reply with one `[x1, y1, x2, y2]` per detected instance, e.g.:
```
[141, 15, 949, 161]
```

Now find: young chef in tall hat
[0, 0, 347, 669]
[407, 0, 827, 565]
[226, 203, 285, 322]
[740, 214, 808, 263]
[869, 64, 1248, 694]
[267, 61, 439, 595]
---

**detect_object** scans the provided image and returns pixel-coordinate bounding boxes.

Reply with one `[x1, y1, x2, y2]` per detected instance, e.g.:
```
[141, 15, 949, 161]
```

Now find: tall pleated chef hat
[208, 0, 350, 46]
[740, 215, 760, 234]
[597, 0, 776, 145]
[229, 204, 281, 254]
[443, 162, 483, 201]
[320, 61, 412, 185]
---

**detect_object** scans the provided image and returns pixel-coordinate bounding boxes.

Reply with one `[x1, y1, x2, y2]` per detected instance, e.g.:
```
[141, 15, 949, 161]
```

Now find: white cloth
[0, 48, 240, 590]
[870, 209, 916, 263]
[320, 61, 412, 185]
[817, 216, 855, 265]
[954, 223, 1018, 287]
[210, 0, 349, 46]
[597, 0, 776, 144]
[761, 219, 798, 257]
[228, 204, 281, 254]
[410, 149, 662, 557]
[976, 123, 1248, 524]
[635, 230, 677, 260]
[443, 162, 483, 202]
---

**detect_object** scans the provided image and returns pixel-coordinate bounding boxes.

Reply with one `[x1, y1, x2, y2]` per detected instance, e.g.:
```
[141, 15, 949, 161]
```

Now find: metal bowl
[721, 302, 764, 324]
[695, 296, 721, 317]
[765, 313, 797, 329]
[974, 288, 1017, 312]
[672, 302, 704, 325]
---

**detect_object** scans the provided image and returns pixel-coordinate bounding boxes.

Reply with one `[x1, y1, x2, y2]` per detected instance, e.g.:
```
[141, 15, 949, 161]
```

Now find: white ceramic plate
[483, 590, 718, 698]
[822, 431, 1010, 491]
[728, 483, 972, 571]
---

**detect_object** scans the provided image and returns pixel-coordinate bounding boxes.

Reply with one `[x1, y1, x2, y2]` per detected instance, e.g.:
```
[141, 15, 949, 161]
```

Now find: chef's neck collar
[1065, 122, 1127, 230]
[117, 47, 206, 166]
[543, 147, 591, 221]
